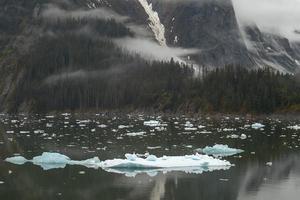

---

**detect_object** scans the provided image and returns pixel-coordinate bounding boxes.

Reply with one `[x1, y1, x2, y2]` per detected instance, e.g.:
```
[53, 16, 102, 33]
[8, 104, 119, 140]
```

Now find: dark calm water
[0, 114, 300, 200]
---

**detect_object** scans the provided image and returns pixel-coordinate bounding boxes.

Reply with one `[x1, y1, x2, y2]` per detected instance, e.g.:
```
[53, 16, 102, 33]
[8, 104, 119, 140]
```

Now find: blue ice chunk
[201, 144, 244, 157]
[125, 154, 138, 161]
[32, 152, 71, 164]
[31, 152, 71, 170]
[146, 155, 157, 161]
[5, 156, 28, 165]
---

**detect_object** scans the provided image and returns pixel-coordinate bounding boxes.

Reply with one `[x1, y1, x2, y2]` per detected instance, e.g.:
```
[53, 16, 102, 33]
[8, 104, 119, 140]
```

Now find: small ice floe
[6, 131, 14, 134]
[34, 130, 45, 134]
[266, 162, 273, 167]
[46, 123, 53, 128]
[45, 115, 55, 119]
[200, 130, 212, 134]
[5, 156, 28, 165]
[147, 146, 161, 150]
[184, 121, 193, 128]
[184, 127, 197, 131]
[251, 123, 265, 129]
[222, 128, 236, 132]
[240, 134, 247, 140]
[126, 131, 146, 137]
[0, 181, 4, 184]
[197, 144, 244, 157]
[219, 178, 229, 182]
[287, 125, 300, 130]
[227, 134, 239, 139]
[143, 120, 160, 127]
[198, 125, 205, 129]
[118, 125, 131, 129]
[227, 134, 247, 140]
[98, 124, 107, 128]
[155, 126, 166, 131]
[20, 131, 30, 134]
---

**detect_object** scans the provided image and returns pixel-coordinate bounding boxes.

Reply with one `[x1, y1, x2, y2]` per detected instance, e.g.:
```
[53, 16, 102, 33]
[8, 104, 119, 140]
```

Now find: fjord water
[0, 114, 300, 200]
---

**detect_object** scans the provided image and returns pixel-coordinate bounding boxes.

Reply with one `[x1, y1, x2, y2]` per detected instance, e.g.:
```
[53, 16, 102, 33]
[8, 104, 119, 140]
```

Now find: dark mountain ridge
[0, 0, 299, 113]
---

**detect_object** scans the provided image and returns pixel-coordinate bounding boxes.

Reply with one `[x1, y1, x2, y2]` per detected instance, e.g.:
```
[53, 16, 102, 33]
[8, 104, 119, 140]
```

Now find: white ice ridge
[5, 152, 232, 175]
[197, 144, 244, 157]
[138, 0, 167, 46]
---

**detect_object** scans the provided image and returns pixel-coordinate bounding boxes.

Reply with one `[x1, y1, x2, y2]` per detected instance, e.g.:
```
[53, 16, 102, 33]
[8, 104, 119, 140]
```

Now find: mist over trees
[1, 2, 300, 114]
[9, 27, 300, 113]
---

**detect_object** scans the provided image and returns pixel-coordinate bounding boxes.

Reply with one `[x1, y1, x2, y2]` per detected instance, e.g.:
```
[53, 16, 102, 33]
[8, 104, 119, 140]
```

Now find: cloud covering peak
[232, 0, 300, 41]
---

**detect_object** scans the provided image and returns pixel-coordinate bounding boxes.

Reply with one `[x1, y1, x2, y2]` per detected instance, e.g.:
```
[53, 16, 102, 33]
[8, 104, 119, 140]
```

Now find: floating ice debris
[143, 120, 160, 127]
[147, 146, 161, 150]
[184, 121, 193, 127]
[219, 178, 229, 182]
[46, 115, 55, 119]
[126, 131, 146, 136]
[155, 127, 166, 131]
[34, 130, 44, 134]
[227, 134, 239, 139]
[287, 125, 300, 130]
[200, 130, 212, 134]
[240, 134, 247, 140]
[0, 181, 4, 184]
[6, 130, 14, 134]
[20, 131, 30, 134]
[46, 123, 53, 128]
[98, 124, 107, 128]
[199, 144, 244, 157]
[118, 125, 131, 129]
[5, 152, 231, 176]
[184, 127, 197, 131]
[223, 128, 236, 132]
[251, 123, 265, 129]
[266, 162, 272, 167]
[198, 125, 205, 129]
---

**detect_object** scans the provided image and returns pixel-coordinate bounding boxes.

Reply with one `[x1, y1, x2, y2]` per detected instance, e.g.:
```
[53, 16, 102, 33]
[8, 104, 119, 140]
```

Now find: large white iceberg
[199, 144, 244, 157]
[101, 153, 230, 169]
[5, 152, 231, 175]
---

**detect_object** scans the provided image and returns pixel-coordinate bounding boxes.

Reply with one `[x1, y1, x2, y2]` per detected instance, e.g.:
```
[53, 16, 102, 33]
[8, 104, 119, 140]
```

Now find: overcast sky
[232, 0, 300, 41]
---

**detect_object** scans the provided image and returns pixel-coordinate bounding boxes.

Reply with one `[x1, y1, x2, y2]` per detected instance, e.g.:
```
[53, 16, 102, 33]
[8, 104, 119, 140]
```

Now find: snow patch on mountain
[137, 0, 167, 46]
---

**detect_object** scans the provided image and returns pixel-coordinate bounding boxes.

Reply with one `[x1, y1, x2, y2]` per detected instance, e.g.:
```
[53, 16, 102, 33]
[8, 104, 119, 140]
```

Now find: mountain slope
[0, 0, 299, 112]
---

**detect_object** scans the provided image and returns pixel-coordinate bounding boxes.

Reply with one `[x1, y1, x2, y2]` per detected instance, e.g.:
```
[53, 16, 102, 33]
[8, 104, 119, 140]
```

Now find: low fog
[41, 4, 128, 22]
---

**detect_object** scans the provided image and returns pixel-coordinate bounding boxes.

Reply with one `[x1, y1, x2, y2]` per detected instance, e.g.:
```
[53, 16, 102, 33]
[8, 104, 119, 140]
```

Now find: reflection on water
[0, 114, 300, 200]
